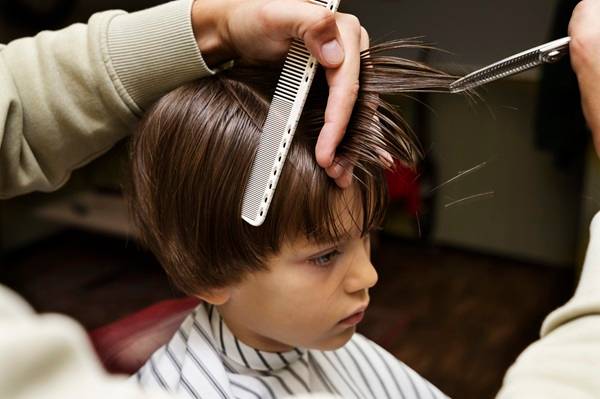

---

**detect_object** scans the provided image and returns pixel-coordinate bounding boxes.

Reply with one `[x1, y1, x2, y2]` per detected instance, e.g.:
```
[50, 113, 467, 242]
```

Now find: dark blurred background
[0, 1, 593, 398]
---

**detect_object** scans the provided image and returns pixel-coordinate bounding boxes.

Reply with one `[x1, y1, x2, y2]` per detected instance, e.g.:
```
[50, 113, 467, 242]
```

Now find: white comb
[241, 0, 342, 226]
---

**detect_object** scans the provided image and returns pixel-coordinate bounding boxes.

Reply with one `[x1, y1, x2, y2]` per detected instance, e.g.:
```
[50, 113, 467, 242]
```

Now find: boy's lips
[338, 305, 368, 326]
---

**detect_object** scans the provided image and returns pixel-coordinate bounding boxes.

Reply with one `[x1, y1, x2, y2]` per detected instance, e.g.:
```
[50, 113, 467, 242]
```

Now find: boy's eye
[308, 249, 341, 267]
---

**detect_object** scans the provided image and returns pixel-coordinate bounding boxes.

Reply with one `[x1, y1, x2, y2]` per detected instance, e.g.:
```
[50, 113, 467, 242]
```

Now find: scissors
[449, 36, 571, 93]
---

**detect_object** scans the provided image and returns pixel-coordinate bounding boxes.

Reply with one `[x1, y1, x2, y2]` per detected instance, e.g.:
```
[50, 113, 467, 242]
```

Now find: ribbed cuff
[106, 0, 214, 111]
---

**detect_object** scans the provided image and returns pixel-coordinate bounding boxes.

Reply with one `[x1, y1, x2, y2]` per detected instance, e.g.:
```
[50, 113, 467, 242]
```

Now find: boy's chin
[309, 326, 356, 351]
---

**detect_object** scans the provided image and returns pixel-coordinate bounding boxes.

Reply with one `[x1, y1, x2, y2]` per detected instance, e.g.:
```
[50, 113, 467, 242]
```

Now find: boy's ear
[195, 287, 231, 305]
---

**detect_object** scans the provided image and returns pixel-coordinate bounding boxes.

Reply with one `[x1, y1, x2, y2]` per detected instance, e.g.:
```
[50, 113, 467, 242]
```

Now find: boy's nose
[344, 252, 378, 294]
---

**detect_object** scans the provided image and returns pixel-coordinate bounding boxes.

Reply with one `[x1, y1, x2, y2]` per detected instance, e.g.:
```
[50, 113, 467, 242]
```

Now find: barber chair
[88, 296, 200, 374]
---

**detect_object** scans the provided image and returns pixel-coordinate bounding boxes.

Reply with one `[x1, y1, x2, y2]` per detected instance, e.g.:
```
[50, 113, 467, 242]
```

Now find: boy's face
[217, 189, 378, 352]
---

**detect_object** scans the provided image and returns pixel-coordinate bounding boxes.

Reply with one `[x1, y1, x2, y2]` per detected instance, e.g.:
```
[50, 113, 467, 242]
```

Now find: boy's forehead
[282, 190, 365, 255]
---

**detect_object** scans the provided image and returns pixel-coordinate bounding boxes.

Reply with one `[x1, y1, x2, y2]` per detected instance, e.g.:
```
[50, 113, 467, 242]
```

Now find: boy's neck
[215, 304, 297, 353]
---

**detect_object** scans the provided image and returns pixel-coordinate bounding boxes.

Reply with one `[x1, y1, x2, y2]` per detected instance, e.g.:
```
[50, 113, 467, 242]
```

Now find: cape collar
[204, 304, 306, 372]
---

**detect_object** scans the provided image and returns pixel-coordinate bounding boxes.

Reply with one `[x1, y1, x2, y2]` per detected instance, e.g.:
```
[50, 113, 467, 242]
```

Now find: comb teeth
[241, 0, 341, 226]
[275, 42, 311, 102]
[450, 50, 542, 93]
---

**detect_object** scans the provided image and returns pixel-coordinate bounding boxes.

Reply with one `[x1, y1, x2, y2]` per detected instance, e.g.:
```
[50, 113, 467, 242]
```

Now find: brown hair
[128, 40, 453, 295]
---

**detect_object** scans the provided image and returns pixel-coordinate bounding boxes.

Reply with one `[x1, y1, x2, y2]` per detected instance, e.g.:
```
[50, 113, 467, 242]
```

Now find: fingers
[318, 20, 369, 191]
[568, 0, 600, 69]
[315, 14, 363, 169]
[255, 0, 369, 187]
[568, 0, 600, 144]
[323, 23, 370, 188]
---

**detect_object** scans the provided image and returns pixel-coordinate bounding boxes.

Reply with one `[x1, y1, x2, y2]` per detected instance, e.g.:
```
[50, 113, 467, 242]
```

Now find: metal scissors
[449, 36, 571, 93]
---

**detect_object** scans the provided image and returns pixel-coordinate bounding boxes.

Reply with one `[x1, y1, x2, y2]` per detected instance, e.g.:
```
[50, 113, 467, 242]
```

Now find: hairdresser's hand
[569, 0, 600, 154]
[192, 0, 368, 188]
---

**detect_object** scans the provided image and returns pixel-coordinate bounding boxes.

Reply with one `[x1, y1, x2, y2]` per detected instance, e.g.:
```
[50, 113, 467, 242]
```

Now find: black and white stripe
[134, 304, 447, 399]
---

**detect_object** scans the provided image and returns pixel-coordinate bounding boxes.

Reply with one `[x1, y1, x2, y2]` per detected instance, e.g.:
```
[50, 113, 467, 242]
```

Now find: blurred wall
[342, 0, 581, 265]
[342, 0, 560, 69]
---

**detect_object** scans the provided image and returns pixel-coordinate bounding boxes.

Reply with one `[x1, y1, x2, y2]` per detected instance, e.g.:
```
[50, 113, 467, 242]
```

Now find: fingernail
[321, 40, 344, 65]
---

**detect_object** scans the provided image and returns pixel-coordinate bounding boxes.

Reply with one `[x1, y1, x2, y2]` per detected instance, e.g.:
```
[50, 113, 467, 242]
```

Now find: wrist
[191, 0, 236, 68]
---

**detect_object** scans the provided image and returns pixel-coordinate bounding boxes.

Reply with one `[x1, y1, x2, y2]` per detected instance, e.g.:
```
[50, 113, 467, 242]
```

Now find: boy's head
[128, 40, 452, 351]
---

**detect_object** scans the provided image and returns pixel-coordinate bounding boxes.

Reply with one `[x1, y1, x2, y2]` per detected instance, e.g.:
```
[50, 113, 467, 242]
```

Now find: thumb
[301, 11, 345, 68]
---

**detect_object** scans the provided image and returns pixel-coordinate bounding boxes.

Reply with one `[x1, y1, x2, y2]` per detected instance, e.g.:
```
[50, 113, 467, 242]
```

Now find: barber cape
[135, 304, 447, 399]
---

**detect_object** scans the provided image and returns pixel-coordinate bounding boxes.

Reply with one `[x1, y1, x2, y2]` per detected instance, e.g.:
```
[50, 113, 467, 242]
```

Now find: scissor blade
[450, 37, 571, 93]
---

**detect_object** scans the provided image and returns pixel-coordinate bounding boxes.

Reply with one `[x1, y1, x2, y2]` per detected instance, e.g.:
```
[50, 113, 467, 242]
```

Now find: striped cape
[135, 304, 447, 399]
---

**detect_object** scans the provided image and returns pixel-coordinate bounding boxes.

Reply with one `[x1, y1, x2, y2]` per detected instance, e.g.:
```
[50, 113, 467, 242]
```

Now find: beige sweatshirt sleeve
[0, 0, 213, 199]
[497, 212, 600, 399]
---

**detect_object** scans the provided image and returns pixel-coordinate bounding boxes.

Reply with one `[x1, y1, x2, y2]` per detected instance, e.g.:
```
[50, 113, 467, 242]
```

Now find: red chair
[89, 297, 200, 374]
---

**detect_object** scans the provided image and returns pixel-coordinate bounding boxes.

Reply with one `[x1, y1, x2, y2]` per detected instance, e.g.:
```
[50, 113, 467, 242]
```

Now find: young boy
[129, 41, 451, 399]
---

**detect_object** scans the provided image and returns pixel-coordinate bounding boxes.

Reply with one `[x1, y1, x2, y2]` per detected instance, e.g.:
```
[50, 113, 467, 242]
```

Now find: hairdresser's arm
[496, 3, 600, 397]
[192, 0, 367, 187]
[0, 0, 216, 199]
[0, 0, 214, 198]
[496, 212, 600, 398]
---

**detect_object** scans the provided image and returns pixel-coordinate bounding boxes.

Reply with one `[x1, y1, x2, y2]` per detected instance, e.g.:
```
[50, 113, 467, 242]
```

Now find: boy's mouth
[338, 305, 368, 326]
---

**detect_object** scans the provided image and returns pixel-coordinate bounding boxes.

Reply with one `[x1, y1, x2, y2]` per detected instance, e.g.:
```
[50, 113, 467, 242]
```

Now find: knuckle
[302, 10, 336, 40]
[570, 2, 583, 24]
[338, 13, 361, 32]
[319, 9, 337, 26]
[316, 10, 337, 31]
[573, 0, 596, 23]
[575, 0, 591, 12]
[568, 1, 600, 51]
[256, 1, 280, 31]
